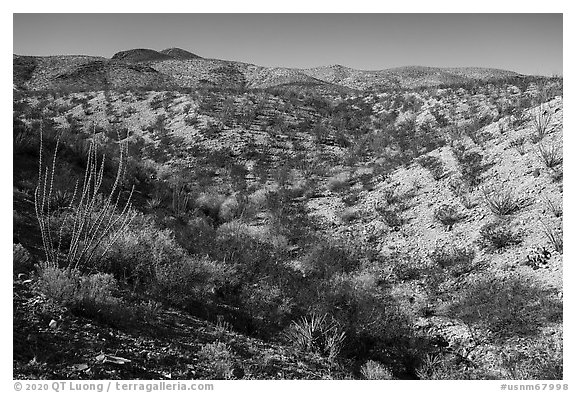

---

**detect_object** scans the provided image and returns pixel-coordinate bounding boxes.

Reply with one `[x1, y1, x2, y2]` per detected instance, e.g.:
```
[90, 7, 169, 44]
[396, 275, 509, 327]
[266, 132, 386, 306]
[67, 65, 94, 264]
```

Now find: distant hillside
[111, 48, 173, 63]
[160, 47, 203, 60]
[14, 48, 525, 92]
[303, 65, 522, 90]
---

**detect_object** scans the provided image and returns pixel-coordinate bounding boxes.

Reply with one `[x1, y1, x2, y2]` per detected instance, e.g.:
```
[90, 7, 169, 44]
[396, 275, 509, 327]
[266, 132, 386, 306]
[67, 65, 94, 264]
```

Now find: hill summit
[160, 47, 202, 60]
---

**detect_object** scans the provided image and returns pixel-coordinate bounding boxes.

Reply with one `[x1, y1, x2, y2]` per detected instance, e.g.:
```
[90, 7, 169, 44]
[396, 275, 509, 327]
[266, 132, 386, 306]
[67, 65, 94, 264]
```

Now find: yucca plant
[434, 204, 463, 230]
[35, 123, 135, 271]
[283, 313, 346, 362]
[509, 136, 527, 155]
[543, 196, 562, 218]
[531, 105, 553, 142]
[538, 143, 562, 169]
[482, 185, 530, 216]
[542, 221, 563, 253]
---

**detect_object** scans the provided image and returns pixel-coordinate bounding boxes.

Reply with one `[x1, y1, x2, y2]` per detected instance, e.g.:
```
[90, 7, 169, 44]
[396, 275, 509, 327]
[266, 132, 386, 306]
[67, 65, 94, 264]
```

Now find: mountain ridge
[14, 48, 525, 92]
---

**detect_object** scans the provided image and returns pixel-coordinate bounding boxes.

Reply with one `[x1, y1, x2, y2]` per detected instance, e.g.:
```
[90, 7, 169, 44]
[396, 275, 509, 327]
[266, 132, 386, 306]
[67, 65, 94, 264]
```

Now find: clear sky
[13, 14, 562, 76]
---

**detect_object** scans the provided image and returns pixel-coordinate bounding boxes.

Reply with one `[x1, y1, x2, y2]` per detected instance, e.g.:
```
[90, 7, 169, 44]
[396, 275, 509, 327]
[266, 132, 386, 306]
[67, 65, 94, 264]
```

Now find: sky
[13, 13, 563, 77]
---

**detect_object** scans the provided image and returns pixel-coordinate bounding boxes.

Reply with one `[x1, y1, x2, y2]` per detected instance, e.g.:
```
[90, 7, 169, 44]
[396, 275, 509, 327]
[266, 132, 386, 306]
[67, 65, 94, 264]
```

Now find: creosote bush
[452, 144, 488, 187]
[327, 172, 351, 193]
[155, 255, 239, 310]
[429, 243, 476, 277]
[35, 267, 132, 326]
[448, 273, 562, 337]
[96, 214, 186, 286]
[499, 335, 563, 380]
[418, 155, 446, 180]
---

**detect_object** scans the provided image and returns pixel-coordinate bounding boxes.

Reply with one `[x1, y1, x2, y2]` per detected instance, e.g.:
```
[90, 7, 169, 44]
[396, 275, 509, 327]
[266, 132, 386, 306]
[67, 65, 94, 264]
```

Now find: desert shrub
[382, 186, 403, 206]
[35, 267, 131, 326]
[448, 179, 476, 209]
[154, 255, 239, 310]
[212, 228, 286, 284]
[482, 185, 530, 216]
[195, 192, 226, 223]
[96, 215, 186, 286]
[499, 335, 563, 380]
[538, 143, 562, 168]
[342, 188, 361, 206]
[283, 313, 346, 361]
[417, 155, 446, 180]
[167, 183, 192, 219]
[13, 117, 37, 155]
[218, 195, 240, 223]
[390, 253, 429, 282]
[14, 243, 34, 273]
[327, 172, 351, 193]
[478, 220, 523, 251]
[451, 144, 488, 186]
[448, 273, 562, 338]
[178, 216, 218, 254]
[464, 116, 491, 144]
[266, 191, 317, 245]
[299, 242, 360, 280]
[360, 360, 394, 380]
[511, 107, 529, 129]
[184, 115, 200, 126]
[429, 243, 476, 277]
[198, 342, 235, 379]
[340, 207, 360, 223]
[415, 353, 484, 380]
[313, 272, 411, 359]
[240, 281, 295, 334]
[376, 205, 404, 228]
[434, 204, 463, 230]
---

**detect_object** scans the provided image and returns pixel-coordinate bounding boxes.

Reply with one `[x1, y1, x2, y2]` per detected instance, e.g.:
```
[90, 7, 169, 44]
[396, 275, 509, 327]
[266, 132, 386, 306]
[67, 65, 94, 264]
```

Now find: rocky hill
[160, 47, 203, 60]
[14, 48, 524, 93]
